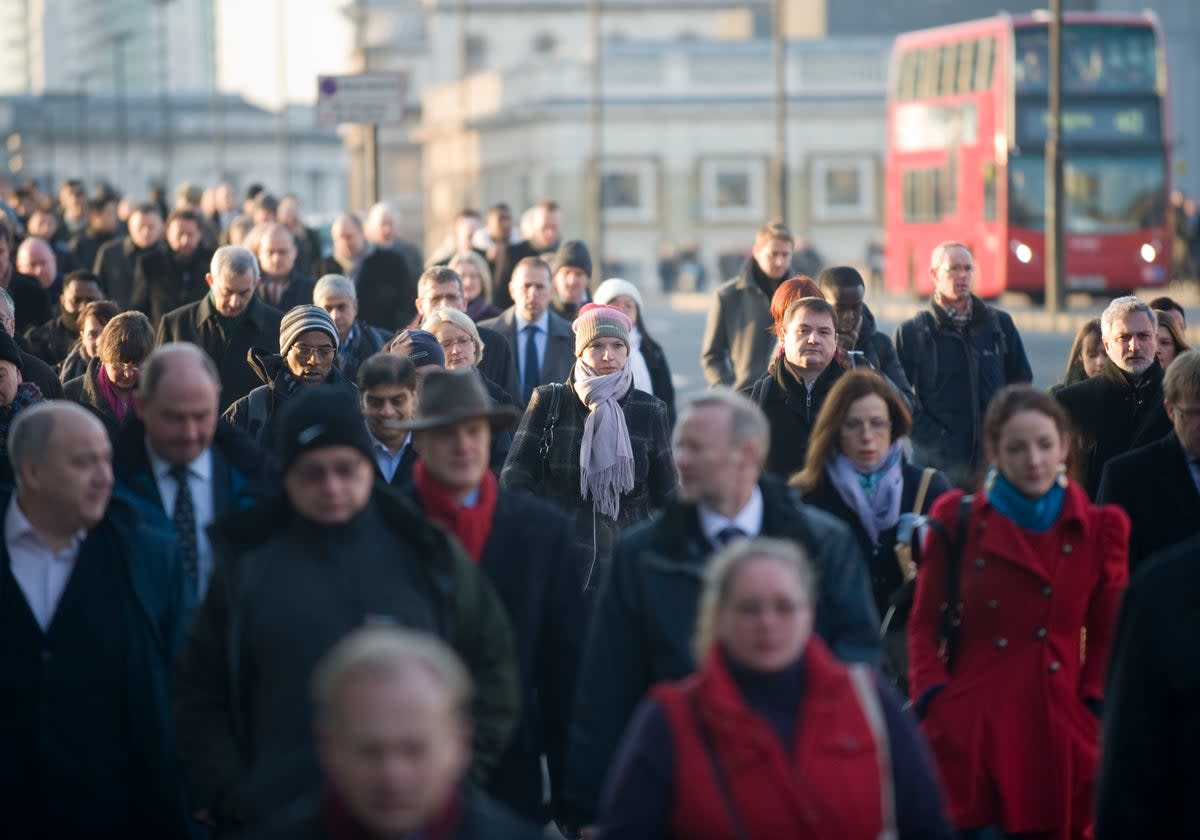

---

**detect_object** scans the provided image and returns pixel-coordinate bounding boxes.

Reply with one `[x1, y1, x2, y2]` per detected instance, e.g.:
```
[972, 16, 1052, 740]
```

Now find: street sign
[316, 73, 407, 127]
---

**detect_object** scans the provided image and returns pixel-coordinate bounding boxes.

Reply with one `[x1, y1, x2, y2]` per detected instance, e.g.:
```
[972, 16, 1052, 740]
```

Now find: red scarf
[325, 783, 464, 840]
[413, 459, 498, 563]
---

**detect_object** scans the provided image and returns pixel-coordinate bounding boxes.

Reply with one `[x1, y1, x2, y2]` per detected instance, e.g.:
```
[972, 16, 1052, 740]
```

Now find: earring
[984, 466, 998, 494]
[1056, 463, 1069, 488]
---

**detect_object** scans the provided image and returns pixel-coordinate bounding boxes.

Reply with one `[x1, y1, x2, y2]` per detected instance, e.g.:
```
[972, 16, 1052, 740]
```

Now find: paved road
[646, 294, 1074, 403]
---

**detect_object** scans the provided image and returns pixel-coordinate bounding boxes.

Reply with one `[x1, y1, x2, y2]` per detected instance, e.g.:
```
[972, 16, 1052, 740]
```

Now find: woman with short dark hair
[63, 310, 155, 438]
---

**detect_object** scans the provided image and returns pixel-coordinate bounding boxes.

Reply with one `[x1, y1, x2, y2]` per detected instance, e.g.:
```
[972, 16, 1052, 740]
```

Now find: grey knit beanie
[279, 305, 340, 355]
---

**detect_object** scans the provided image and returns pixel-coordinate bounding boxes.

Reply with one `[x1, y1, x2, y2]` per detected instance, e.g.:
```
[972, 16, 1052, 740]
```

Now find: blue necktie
[522, 324, 541, 403]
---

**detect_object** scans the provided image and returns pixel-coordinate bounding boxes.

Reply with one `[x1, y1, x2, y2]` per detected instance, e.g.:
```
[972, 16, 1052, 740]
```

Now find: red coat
[654, 640, 888, 840]
[907, 485, 1128, 838]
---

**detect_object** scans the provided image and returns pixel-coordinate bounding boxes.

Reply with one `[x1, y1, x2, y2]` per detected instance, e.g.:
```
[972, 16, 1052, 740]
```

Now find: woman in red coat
[597, 537, 952, 840]
[907, 385, 1129, 840]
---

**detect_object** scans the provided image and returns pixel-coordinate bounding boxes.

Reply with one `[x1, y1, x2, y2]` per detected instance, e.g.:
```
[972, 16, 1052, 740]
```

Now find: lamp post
[152, 0, 174, 191]
[109, 31, 132, 193]
[1044, 0, 1065, 314]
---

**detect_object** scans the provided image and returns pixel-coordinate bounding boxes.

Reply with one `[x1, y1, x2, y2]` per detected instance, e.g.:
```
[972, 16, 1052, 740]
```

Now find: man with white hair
[364, 201, 423, 282]
[1057, 295, 1173, 497]
[319, 213, 417, 333]
[312, 273, 390, 382]
[156, 245, 284, 412]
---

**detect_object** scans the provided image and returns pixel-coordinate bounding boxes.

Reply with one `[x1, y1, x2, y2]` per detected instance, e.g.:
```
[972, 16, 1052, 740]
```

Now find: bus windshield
[1014, 24, 1158, 94]
[1008, 152, 1166, 233]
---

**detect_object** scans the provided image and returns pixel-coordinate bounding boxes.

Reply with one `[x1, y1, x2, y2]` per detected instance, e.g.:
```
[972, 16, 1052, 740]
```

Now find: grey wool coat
[500, 374, 676, 596]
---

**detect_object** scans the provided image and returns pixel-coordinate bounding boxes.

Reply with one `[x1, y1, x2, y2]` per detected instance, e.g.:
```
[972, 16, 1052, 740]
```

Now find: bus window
[1015, 25, 1158, 93]
[983, 161, 997, 222]
[938, 44, 958, 96]
[918, 48, 937, 98]
[958, 40, 977, 94]
[897, 51, 918, 100]
[974, 36, 995, 91]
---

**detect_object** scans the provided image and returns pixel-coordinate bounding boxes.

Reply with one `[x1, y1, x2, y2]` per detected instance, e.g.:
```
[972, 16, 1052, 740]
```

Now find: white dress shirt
[147, 444, 215, 599]
[371, 430, 412, 483]
[698, 485, 765, 549]
[6, 496, 85, 631]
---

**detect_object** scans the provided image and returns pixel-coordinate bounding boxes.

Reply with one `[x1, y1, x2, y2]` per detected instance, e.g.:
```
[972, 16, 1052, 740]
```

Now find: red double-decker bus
[883, 12, 1170, 301]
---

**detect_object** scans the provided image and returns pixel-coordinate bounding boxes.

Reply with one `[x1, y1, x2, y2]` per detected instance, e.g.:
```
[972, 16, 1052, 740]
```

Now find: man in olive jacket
[173, 386, 520, 835]
[562, 389, 880, 832]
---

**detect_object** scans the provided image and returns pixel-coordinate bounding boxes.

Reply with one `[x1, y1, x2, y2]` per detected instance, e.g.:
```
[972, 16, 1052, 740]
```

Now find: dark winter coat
[63, 356, 130, 439]
[237, 786, 545, 840]
[335, 318, 389, 384]
[406, 487, 585, 823]
[563, 476, 881, 823]
[477, 324, 522, 408]
[6, 271, 51, 334]
[747, 359, 846, 479]
[640, 330, 676, 428]
[478, 307, 576, 408]
[172, 486, 520, 834]
[1095, 531, 1200, 839]
[1096, 431, 1200, 572]
[846, 304, 915, 407]
[700, 259, 776, 390]
[68, 226, 117, 277]
[1056, 358, 1172, 499]
[19, 348, 62, 399]
[0, 489, 191, 838]
[319, 247, 417, 333]
[221, 348, 359, 448]
[894, 297, 1032, 487]
[94, 236, 162, 308]
[255, 268, 315, 314]
[57, 342, 87, 382]
[156, 295, 284, 412]
[500, 374, 676, 595]
[23, 313, 78, 367]
[131, 245, 216, 327]
[801, 461, 951, 618]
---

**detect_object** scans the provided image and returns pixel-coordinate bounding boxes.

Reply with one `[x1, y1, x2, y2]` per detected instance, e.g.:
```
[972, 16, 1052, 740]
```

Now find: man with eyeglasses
[174, 385, 520, 836]
[157, 245, 284, 412]
[222, 304, 358, 446]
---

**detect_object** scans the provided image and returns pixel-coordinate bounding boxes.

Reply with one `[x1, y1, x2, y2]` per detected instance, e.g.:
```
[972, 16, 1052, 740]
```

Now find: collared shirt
[371, 429, 412, 483]
[698, 485, 765, 549]
[147, 444, 216, 599]
[6, 496, 86, 631]
[514, 310, 550, 378]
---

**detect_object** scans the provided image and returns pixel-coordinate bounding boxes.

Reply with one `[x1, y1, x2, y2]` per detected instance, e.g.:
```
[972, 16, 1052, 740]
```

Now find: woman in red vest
[907, 385, 1129, 840]
[596, 537, 952, 839]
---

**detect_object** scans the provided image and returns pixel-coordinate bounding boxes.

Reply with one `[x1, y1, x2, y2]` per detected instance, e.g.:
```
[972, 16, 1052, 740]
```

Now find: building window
[810, 155, 877, 222]
[465, 35, 487, 73]
[699, 158, 766, 222]
[600, 160, 657, 223]
[533, 32, 557, 55]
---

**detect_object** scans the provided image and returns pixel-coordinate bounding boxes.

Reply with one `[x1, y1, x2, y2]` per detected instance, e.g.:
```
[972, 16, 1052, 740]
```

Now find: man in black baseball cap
[174, 384, 520, 836]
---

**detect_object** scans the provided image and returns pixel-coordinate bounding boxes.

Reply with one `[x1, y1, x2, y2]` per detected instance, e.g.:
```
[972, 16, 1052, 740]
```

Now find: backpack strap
[687, 692, 748, 840]
[924, 494, 972, 671]
[911, 467, 937, 515]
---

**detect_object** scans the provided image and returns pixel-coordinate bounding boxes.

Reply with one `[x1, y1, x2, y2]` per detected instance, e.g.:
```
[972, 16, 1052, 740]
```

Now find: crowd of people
[0, 176, 1195, 839]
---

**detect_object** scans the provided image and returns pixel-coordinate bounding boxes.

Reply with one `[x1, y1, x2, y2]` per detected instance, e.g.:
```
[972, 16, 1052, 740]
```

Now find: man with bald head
[364, 201, 423, 282]
[0, 401, 191, 837]
[255, 221, 314, 311]
[114, 342, 274, 607]
[94, 201, 165, 309]
[319, 212, 417, 333]
[0, 219, 52, 333]
[16, 236, 59, 294]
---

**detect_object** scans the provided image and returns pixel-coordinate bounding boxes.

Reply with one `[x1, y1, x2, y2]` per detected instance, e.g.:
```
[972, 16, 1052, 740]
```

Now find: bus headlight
[1013, 242, 1034, 264]
[1140, 243, 1157, 263]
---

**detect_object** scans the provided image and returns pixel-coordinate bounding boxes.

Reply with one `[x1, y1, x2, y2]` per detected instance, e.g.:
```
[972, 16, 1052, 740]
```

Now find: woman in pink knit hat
[501, 303, 676, 597]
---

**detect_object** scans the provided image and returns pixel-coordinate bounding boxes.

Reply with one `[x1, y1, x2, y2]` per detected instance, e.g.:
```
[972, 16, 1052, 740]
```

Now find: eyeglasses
[291, 343, 336, 361]
[439, 336, 475, 350]
[108, 361, 142, 374]
[841, 417, 891, 435]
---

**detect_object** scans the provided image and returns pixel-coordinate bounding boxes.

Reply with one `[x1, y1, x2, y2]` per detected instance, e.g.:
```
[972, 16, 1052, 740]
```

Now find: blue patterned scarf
[985, 467, 1065, 533]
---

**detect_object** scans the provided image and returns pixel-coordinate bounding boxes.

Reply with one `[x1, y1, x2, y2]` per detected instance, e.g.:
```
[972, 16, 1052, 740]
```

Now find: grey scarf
[573, 361, 635, 520]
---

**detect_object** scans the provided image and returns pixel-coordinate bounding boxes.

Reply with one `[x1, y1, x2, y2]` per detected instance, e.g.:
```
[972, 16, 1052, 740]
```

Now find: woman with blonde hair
[449, 249, 501, 322]
[598, 537, 951, 839]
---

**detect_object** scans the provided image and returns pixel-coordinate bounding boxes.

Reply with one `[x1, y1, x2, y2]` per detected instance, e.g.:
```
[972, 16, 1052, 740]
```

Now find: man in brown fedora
[400, 367, 586, 830]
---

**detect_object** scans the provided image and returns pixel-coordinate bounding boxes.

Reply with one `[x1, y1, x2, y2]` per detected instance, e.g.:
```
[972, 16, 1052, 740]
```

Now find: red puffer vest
[654, 638, 895, 840]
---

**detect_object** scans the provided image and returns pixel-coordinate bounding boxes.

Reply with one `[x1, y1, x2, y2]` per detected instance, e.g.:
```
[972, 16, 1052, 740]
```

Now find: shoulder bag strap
[537, 383, 563, 467]
[848, 665, 898, 840]
[938, 494, 973, 670]
[687, 692, 748, 840]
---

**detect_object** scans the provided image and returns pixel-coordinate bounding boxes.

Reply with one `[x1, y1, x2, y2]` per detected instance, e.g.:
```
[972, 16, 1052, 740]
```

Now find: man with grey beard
[1057, 295, 1173, 496]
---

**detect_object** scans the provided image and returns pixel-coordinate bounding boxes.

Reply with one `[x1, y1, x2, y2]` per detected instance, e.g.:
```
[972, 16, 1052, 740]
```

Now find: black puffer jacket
[747, 360, 845, 479]
[221, 348, 359, 448]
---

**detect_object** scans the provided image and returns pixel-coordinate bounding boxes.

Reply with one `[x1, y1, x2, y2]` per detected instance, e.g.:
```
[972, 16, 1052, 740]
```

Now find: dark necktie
[715, 525, 748, 547]
[522, 324, 541, 403]
[170, 464, 199, 598]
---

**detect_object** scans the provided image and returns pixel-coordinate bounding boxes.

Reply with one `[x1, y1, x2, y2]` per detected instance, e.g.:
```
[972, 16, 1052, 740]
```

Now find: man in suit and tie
[561, 388, 879, 835]
[479, 257, 574, 407]
[1098, 348, 1200, 571]
[113, 342, 274, 611]
[358, 351, 419, 488]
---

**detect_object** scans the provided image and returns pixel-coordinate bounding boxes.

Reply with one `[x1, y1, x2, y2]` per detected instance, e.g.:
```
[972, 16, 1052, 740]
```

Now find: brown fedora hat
[398, 367, 521, 432]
